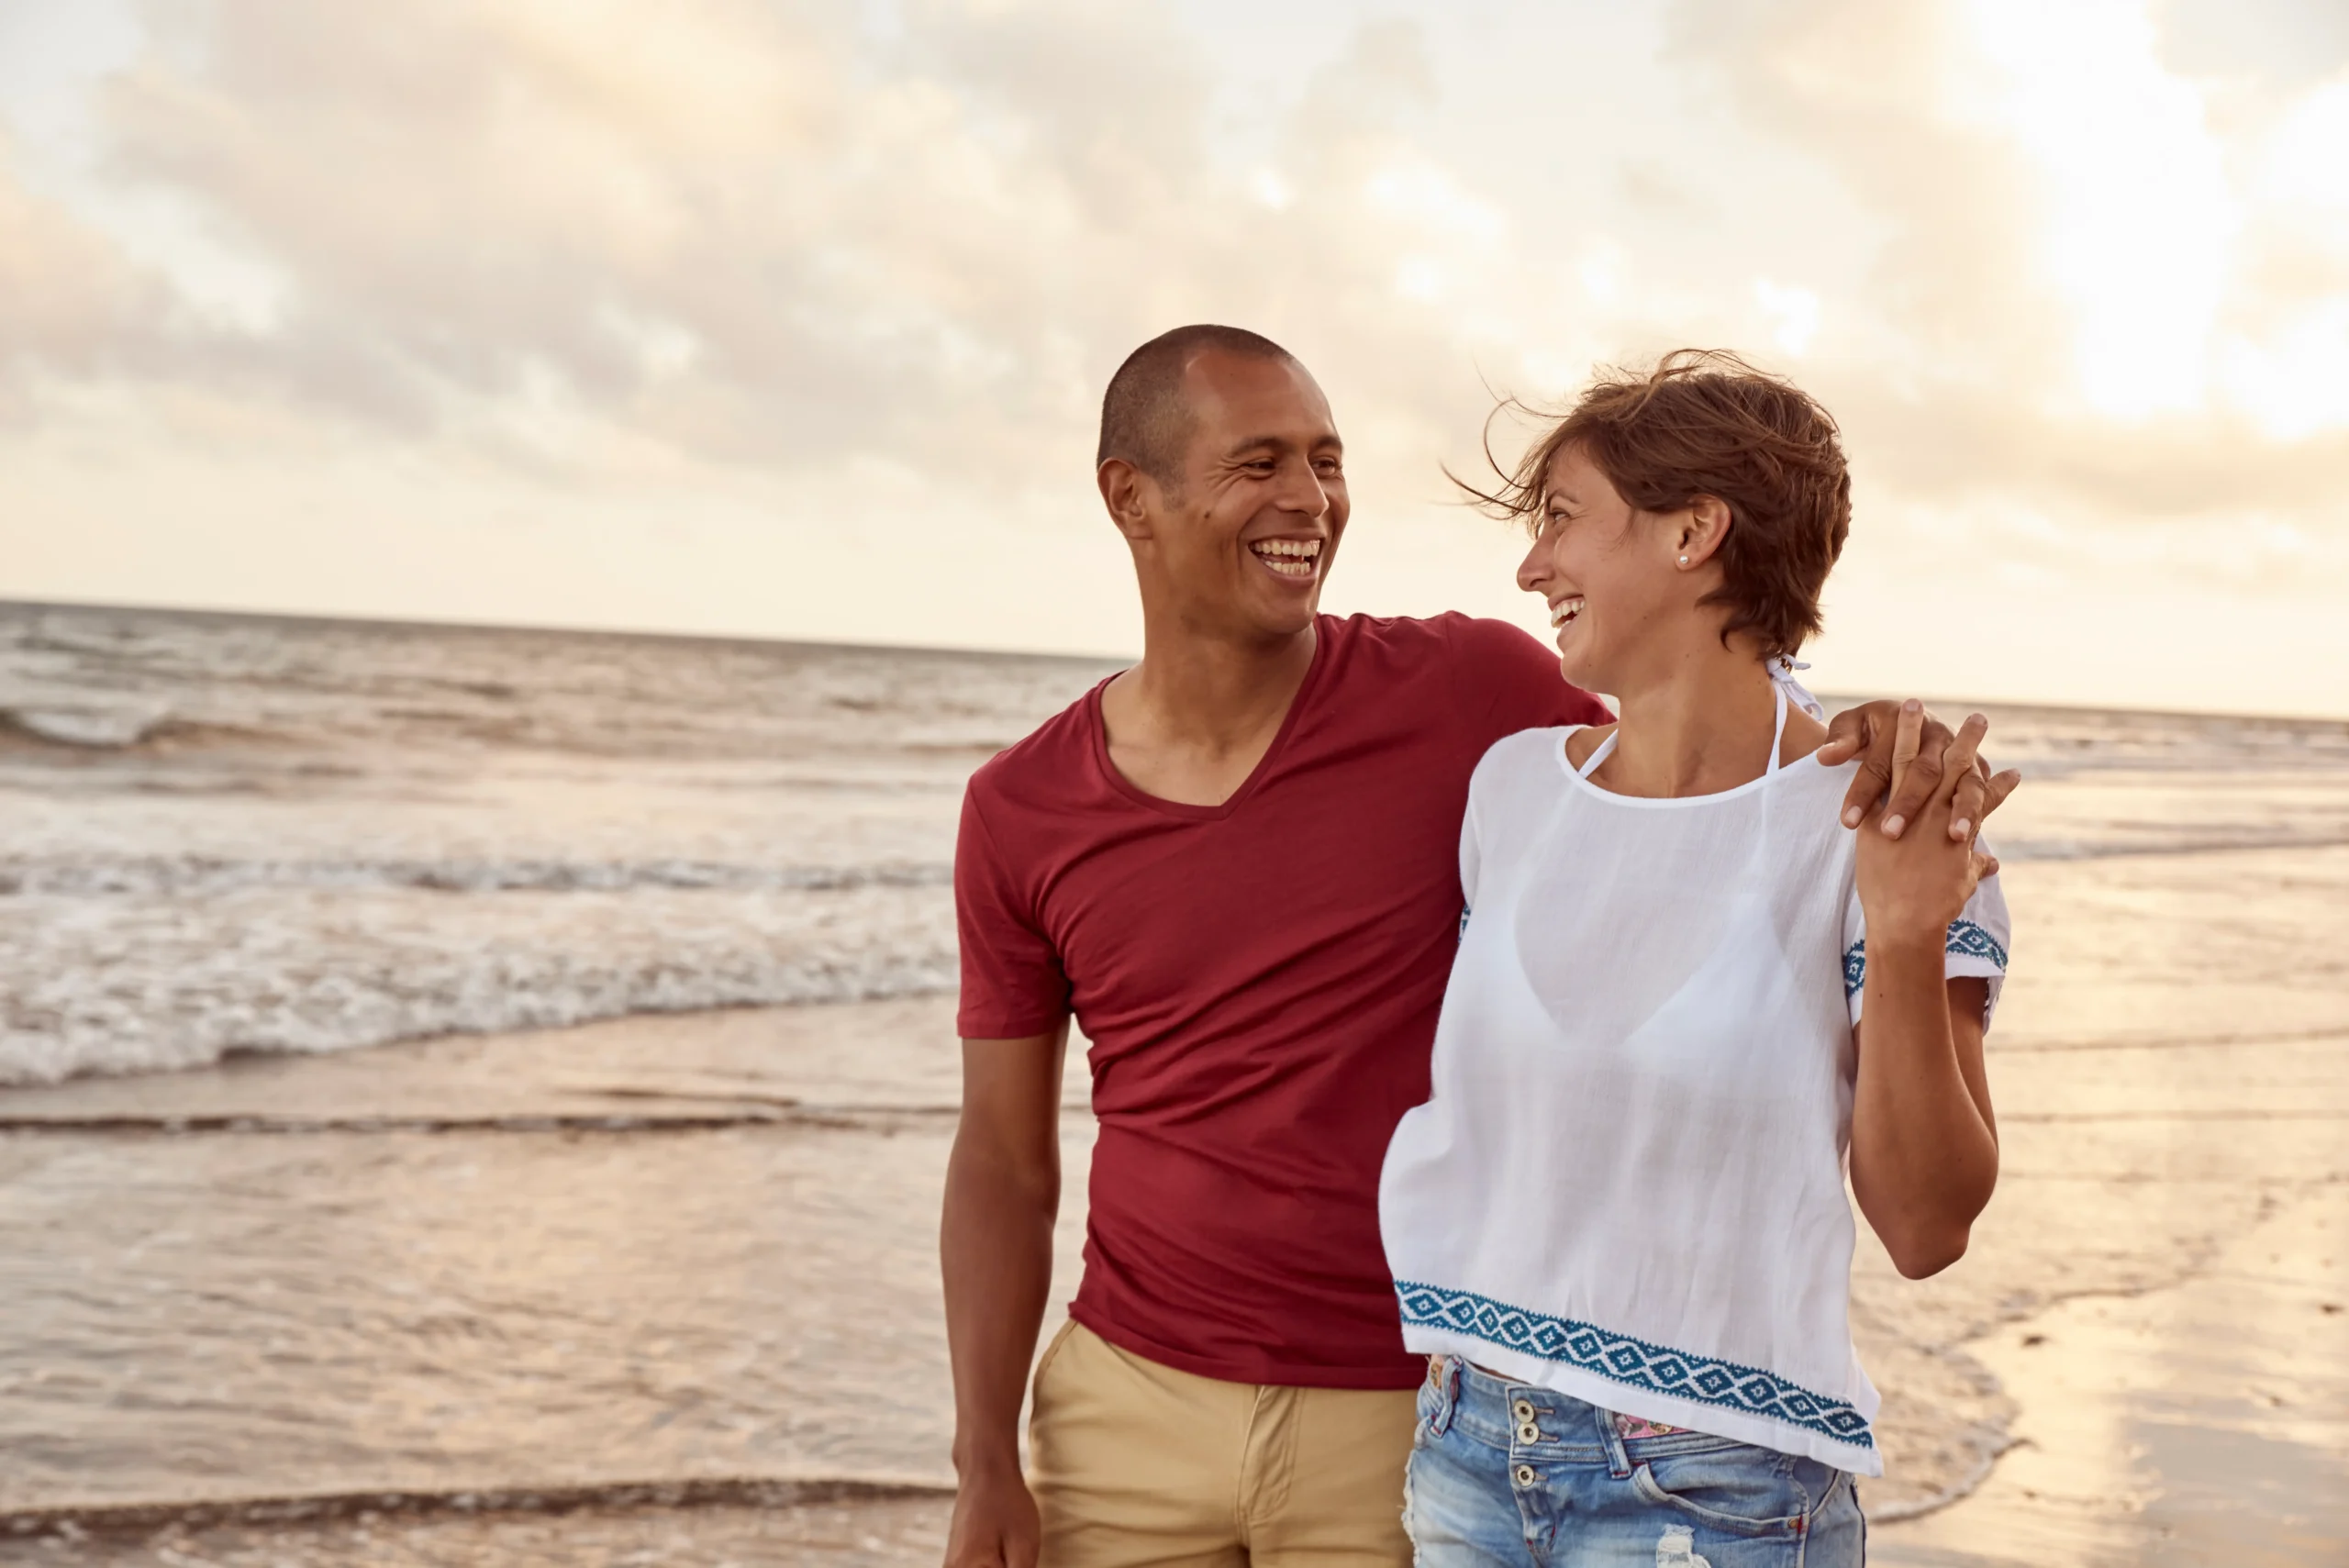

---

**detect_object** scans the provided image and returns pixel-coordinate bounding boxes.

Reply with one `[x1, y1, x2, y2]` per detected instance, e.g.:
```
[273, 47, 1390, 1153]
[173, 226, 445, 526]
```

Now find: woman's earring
[1678, 554, 1690, 566]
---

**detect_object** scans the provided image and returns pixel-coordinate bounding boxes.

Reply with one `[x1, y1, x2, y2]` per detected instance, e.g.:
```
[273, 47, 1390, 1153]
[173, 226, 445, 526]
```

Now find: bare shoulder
[1778, 709, 1831, 767]
[1562, 723, 1617, 772]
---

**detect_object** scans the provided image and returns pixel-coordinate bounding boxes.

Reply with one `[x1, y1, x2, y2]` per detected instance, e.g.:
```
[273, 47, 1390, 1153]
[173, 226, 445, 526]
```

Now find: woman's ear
[1675, 495, 1732, 570]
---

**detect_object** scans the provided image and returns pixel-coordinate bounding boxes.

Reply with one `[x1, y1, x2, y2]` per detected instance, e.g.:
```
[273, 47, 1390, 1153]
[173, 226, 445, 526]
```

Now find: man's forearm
[941, 1137, 1059, 1476]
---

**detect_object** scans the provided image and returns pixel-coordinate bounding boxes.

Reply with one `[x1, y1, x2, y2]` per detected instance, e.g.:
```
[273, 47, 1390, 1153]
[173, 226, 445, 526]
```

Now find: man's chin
[1258, 596, 1321, 638]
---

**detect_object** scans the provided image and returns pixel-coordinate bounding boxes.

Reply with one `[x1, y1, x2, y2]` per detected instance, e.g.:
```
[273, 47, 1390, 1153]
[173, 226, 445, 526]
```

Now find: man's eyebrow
[1218, 431, 1342, 462]
[1219, 436, 1286, 460]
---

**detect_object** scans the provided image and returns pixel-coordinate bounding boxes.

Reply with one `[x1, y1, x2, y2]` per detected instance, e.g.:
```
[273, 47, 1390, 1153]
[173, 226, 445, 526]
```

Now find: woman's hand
[1855, 709, 2001, 941]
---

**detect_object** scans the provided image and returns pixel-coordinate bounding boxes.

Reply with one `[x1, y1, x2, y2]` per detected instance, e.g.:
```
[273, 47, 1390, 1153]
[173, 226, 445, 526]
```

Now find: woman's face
[1514, 443, 1685, 695]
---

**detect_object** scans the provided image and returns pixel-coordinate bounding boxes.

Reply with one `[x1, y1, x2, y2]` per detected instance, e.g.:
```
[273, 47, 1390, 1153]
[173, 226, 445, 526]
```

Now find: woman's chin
[1556, 651, 1609, 695]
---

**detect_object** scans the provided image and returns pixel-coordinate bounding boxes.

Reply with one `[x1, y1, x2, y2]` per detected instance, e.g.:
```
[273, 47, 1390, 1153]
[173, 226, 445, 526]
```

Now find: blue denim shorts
[1403, 1356, 1864, 1567]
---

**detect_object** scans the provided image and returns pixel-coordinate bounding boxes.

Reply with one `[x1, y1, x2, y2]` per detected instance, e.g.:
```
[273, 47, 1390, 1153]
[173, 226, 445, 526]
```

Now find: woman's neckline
[1552, 723, 1834, 807]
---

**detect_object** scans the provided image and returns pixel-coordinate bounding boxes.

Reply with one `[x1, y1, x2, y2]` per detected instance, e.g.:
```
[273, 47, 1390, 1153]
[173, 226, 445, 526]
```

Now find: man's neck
[1098, 617, 1319, 806]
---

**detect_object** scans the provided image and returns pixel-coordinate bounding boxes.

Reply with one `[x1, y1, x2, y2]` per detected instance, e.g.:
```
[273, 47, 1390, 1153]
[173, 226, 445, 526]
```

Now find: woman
[1379, 351, 2012, 1564]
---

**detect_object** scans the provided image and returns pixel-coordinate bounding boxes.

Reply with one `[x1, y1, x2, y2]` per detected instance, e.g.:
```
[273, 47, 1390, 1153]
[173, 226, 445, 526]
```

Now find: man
[941, 326, 2004, 1568]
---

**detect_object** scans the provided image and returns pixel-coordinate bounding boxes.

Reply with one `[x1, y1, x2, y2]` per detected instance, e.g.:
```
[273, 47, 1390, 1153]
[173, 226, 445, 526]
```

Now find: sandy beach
[4, 607, 2345, 1564]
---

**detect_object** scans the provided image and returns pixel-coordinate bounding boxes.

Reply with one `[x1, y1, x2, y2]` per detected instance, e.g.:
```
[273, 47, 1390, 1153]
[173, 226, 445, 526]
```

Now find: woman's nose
[1516, 538, 1548, 595]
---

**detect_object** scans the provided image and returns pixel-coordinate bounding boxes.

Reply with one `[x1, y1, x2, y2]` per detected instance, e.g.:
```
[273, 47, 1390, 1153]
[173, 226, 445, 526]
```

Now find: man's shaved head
[1097, 325, 1299, 486]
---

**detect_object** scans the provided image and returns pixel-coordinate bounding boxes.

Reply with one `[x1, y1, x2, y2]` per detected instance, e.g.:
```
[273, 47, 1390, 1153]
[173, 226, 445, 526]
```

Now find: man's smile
[1250, 538, 1324, 581]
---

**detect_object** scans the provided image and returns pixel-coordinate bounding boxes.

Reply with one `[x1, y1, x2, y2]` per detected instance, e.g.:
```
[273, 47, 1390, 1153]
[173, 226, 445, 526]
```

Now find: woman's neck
[1592, 639, 1811, 799]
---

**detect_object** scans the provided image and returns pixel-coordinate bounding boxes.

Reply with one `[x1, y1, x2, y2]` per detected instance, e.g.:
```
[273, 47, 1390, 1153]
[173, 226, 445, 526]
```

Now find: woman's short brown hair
[1461, 349, 1851, 660]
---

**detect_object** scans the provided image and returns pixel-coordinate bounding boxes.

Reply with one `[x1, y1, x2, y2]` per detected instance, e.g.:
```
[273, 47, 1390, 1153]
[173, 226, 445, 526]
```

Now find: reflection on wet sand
[1876, 1186, 2349, 1565]
[0, 1001, 1091, 1514]
[1867, 840, 2349, 1562]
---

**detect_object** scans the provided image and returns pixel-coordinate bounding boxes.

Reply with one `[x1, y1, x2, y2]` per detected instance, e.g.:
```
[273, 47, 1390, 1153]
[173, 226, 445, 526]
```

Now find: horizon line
[4, 594, 2342, 731]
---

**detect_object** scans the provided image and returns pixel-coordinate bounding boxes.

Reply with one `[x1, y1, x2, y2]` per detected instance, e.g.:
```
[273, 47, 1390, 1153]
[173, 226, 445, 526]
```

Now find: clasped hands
[1823, 700, 2018, 939]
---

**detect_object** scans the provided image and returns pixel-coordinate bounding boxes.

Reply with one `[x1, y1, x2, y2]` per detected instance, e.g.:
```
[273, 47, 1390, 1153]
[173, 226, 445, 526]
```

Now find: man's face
[1140, 351, 1348, 639]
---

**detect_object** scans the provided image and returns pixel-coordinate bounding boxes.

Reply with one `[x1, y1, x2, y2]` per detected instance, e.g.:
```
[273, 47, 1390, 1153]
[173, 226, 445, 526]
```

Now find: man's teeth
[1252, 539, 1323, 578]
[1550, 597, 1586, 628]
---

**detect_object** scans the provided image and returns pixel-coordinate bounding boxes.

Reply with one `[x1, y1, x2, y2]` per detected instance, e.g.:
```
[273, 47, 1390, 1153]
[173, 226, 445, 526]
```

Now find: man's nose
[1272, 461, 1330, 518]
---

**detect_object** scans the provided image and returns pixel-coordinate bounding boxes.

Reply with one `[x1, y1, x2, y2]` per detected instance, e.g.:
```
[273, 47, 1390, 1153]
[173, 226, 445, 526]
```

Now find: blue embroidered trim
[1396, 1282, 1876, 1450]
[1943, 917, 2009, 969]
[1844, 918, 2008, 998]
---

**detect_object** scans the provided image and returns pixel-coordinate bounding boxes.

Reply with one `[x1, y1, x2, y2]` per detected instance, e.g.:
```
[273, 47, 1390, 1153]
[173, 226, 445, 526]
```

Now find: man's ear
[1675, 495, 1733, 569]
[1097, 459, 1159, 544]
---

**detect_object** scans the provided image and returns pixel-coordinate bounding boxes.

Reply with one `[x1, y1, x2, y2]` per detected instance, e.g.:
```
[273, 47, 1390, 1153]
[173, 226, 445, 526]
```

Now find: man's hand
[1820, 699, 2021, 848]
[943, 1462, 1041, 1568]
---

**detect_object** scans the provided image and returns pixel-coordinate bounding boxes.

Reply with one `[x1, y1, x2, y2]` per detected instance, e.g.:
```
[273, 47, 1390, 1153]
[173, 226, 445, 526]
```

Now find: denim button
[1517, 1422, 1540, 1442]
[1512, 1463, 1536, 1486]
[1511, 1399, 1535, 1421]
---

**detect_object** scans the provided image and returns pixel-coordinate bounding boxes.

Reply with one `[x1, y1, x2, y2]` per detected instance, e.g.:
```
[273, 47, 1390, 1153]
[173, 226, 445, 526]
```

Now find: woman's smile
[1547, 595, 1585, 644]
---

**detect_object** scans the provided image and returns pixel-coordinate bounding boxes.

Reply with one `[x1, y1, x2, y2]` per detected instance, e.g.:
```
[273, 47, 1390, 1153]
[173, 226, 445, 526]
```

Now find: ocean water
[0, 602, 1119, 1084]
[9, 601, 2347, 1087]
[4, 602, 2347, 1560]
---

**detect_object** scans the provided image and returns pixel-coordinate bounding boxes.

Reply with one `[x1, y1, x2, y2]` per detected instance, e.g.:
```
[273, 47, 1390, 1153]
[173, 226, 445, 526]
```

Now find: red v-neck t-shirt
[954, 612, 1608, 1388]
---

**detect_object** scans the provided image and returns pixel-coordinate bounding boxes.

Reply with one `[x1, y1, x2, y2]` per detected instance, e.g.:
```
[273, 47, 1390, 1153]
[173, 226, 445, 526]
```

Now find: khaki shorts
[1028, 1319, 1417, 1568]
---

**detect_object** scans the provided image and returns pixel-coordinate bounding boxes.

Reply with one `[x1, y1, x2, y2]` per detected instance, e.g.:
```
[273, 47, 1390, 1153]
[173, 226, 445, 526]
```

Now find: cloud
[1667, 0, 2349, 519]
[1, 0, 2345, 710]
[33, 0, 2342, 498]
[0, 126, 152, 396]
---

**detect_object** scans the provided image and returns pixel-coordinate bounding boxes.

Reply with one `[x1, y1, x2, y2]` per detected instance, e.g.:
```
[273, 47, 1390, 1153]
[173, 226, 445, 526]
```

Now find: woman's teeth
[1252, 539, 1323, 578]
[1550, 596, 1585, 629]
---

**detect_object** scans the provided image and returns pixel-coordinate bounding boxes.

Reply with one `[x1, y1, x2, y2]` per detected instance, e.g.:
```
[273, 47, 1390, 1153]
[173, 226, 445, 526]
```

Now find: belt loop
[1596, 1402, 1632, 1477]
[1428, 1354, 1459, 1437]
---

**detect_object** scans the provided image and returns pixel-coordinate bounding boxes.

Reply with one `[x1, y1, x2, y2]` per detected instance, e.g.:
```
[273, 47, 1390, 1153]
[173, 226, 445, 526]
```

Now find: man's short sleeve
[954, 784, 1072, 1040]
[1442, 615, 1611, 740]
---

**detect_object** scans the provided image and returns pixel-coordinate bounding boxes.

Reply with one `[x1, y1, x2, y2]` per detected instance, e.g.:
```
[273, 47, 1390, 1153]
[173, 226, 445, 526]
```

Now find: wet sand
[6, 1488, 955, 1566]
[4, 846, 2346, 1563]
[1875, 1184, 2349, 1565]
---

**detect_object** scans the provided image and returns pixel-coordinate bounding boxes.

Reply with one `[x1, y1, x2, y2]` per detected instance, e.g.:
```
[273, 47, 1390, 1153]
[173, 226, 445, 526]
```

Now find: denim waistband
[1419, 1354, 1746, 1470]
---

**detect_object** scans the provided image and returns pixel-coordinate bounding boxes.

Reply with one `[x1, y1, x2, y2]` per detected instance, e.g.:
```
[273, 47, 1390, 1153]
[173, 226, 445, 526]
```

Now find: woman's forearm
[1848, 937, 1998, 1278]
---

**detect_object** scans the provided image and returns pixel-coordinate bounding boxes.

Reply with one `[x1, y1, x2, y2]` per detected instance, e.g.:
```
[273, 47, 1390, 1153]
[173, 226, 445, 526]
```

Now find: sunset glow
[2, 0, 2344, 715]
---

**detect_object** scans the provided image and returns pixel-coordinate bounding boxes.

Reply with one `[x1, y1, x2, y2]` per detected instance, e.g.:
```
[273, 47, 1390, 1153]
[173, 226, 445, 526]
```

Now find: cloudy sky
[3, 0, 2346, 715]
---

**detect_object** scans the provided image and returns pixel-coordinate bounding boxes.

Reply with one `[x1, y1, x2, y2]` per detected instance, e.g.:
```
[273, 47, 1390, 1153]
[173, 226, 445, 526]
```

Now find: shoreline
[1873, 1180, 2349, 1562]
[7, 995, 2343, 1532]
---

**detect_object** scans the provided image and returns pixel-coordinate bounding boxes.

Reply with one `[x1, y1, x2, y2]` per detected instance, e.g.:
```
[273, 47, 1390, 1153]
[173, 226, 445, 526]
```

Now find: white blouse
[1378, 694, 2010, 1473]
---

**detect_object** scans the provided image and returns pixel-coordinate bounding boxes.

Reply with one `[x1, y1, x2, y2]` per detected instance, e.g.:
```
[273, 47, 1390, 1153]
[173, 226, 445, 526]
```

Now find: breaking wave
[0, 706, 175, 750]
[0, 882, 960, 1086]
